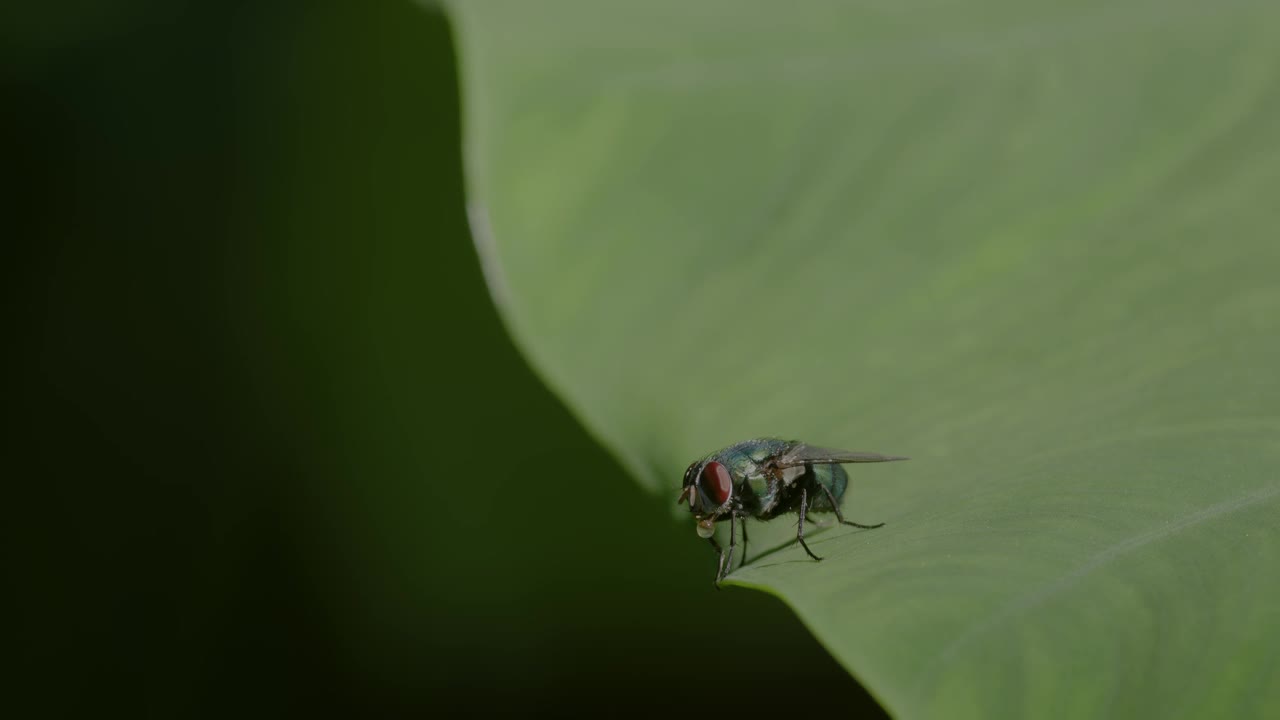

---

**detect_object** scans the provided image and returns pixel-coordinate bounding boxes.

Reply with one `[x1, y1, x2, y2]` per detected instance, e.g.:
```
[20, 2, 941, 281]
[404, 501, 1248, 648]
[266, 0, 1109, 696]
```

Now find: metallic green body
[679, 436, 906, 585]
[695, 438, 848, 521]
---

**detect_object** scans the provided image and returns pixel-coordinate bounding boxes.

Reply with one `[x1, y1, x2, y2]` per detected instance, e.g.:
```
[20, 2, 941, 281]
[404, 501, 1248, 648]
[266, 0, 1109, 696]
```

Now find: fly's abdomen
[806, 464, 848, 512]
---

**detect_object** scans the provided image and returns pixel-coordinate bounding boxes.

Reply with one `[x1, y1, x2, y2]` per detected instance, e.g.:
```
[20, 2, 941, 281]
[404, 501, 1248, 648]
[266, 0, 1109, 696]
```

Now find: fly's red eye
[700, 461, 733, 505]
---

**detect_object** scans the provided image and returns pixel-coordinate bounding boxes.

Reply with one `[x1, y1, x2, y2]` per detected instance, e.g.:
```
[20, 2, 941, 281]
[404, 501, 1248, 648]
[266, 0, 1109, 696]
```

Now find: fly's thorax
[731, 437, 793, 468]
[743, 472, 778, 516]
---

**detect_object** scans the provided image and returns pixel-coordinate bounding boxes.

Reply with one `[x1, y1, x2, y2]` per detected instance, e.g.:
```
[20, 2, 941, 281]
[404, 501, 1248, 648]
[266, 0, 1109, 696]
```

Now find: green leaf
[447, 1, 1280, 717]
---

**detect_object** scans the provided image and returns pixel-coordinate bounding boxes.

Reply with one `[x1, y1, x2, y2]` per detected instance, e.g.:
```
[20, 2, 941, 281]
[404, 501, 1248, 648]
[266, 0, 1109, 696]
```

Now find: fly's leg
[797, 488, 822, 562]
[708, 534, 725, 590]
[820, 484, 884, 530]
[739, 517, 749, 570]
[718, 514, 738, 587]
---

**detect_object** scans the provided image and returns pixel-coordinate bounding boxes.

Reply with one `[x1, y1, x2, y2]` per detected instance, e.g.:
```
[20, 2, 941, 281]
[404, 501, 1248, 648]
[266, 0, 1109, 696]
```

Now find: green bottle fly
[678, 438, 907, 586]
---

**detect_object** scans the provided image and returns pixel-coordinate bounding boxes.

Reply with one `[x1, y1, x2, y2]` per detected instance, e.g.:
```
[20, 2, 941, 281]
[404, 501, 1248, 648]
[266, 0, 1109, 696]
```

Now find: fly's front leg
[820, 484, 884, 530]
[717, 514, 738, 587]
[797, 487, 822, 562]
[708, 534, 726, 589]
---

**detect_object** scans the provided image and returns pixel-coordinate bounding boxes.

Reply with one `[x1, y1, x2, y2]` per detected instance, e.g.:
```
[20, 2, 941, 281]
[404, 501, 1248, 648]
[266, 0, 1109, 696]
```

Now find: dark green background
[8, 1, 884, 716]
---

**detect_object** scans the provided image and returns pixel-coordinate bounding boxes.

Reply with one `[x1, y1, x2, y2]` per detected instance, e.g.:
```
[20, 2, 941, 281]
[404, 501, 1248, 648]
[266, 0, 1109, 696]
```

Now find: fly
[677, 437, 908, 587]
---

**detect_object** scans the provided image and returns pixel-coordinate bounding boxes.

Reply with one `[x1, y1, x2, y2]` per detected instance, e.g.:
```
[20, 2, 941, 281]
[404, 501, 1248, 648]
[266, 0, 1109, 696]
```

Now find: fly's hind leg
[738, 517, 749, 570]
[722, 514, 737, 585]
[796, 488, 822, 562]
[820, 483, 884, 530]
[805, 515, 835, 529]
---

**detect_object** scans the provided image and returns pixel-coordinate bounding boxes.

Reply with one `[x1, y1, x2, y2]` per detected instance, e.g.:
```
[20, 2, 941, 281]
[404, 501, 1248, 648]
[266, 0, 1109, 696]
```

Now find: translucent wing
[773, 442, 908, 469]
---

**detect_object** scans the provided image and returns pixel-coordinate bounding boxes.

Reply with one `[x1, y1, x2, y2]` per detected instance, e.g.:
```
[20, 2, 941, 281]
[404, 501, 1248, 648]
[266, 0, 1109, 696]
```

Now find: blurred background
[6, 1, 886, 716]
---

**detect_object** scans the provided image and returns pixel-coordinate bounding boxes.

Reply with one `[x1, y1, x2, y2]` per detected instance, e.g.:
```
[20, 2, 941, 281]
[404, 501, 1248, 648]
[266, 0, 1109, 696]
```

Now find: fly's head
[677, 459, 734, 538]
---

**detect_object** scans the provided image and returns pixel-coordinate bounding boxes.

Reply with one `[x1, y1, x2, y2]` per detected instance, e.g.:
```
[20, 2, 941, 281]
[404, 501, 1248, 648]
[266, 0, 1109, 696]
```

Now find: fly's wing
[773, 442, 909, 469]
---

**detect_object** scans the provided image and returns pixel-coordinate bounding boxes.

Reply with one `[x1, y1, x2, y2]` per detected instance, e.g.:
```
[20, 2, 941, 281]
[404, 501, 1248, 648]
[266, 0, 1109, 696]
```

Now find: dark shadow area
[5, 1, 890, 716]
